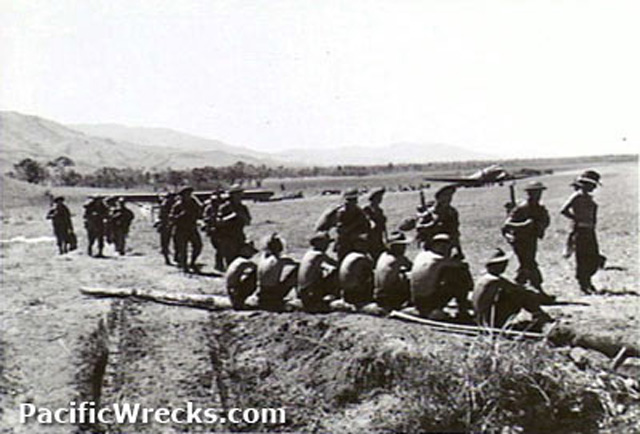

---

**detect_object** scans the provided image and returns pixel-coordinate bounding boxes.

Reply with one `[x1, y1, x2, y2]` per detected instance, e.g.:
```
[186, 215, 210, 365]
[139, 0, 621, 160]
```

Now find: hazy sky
[1, 0, 638, 157]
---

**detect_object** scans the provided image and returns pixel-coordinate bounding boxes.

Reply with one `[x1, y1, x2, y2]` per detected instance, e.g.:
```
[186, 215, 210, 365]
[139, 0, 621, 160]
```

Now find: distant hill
[0, 112, 279, 172]
[274, 142, 494, 166]
[72, 123, 275, 161]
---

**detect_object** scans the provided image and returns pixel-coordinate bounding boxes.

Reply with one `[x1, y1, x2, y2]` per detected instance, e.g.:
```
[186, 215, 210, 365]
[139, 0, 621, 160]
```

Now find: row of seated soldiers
[225, 230, 553, 329]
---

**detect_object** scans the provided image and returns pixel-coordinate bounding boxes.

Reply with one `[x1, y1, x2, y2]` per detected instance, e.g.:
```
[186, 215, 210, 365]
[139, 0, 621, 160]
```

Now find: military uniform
[83, 197, 109, 257]
[560, 171, 604, 293]
[363, 188, 387, 260]
[373, 250, 412, 311]
[216, 197, 251, 266]
[472, 249, 551, 328]
[155, 194, 175, 265]
[46, 198, 74, 254]
[503, 183, 550, 290]
[110, 201, 134, 255]
[170, 190, 203, 272]
[203, 194, 225, 271]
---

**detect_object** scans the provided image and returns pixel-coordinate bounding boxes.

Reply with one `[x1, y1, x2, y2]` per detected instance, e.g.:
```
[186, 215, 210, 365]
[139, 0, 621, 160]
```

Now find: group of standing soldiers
[221, 168, 605, 329]
[154, 185, 251, 273]
[82, 196, 135, 257]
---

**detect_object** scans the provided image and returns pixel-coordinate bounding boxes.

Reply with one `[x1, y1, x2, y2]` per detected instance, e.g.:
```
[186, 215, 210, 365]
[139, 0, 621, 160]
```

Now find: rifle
[418, 190, 427, 213]
[504, 183, 516, 215]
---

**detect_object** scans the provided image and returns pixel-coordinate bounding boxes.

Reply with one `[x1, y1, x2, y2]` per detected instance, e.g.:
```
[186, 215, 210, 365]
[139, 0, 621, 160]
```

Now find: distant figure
[373, 231, 412, 311]
[297, 232, 339, 312]
[410, 233, 473, 320]
[170, 186, 203, 273]
[103, 196, 118, 246]
[46, 196, 74, 254]
[216, 185, 252, 267]
[203, 191, 225, 271]
[338, 234, 374, 307]
[363, 187, 387, 261]
[502, 181, 551, 297]
[225, 242, 259, 309]
[316, 188, 370, 261]
[256, 233, 299, 311]
[560, 170, 605, 294]
[472, 248, 553, 328]
[83, 196, 109, 257]
[416, 185, 464, 259]
[110, 198, 134, 255]
[154, 192, 176, 265]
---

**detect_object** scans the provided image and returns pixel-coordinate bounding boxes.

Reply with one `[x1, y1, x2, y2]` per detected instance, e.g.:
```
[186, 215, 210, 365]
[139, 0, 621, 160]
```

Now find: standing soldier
[170, 186, 203, 273]
[363, 187, 387, 261]
[110, 198, 134, 255]
[416, 185, 464, 258]
[373, 231, 412, 311]
[104, 196, 118, 246]
[46, 196, 74, 254]
[316, 188, 370, 261]
[83, 196, 109, 257]
[154, 192, 176, 265]
[203, 190, 225, 271]
[216, 185, 252, 266]
[502, 181, 551, 297]
[560, 170, 605, 294]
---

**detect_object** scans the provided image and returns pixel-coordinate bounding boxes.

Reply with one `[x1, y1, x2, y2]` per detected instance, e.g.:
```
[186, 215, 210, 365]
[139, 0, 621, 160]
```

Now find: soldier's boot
[163, 254, 172, 266]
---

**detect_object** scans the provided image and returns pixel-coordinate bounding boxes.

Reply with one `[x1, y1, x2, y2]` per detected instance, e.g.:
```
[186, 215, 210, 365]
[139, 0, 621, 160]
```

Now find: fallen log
[80, 286, 232, 311]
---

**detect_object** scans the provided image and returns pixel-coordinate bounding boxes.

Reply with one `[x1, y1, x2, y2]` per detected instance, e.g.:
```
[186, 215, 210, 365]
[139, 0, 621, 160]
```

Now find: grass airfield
[0, 159, 638, 432]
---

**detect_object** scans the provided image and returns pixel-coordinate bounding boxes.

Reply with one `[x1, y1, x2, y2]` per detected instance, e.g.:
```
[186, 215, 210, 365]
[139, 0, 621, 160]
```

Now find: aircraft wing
[93, 189, 275, 203]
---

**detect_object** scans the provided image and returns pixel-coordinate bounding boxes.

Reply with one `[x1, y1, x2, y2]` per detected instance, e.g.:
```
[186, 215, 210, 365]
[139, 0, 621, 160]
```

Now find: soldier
[373, 231, 412, 311]
[216, 185, 252, 266]
[502, 181, 551, 296]
[256, 233, 299, 311]
[110, 198, 134, 255]
[297, 232, 339, 312]
[316, 188, 370, 261]
[410, 233, 473, 320]
[472, 248, 553, 328]
[83, 196, 109, 257]
[103, 196, 118, 246]
[416, 185, 464, 258]
[363, 187, 387, 261]
[46, 196, 74, 254]
[154, 192, 176, 265]
[560, 170, 605, 294]
[203, 191, 225, 271]
[338, 234, 374, 308]
[170, 186, 203, 273]
[225, 242, 259, 309]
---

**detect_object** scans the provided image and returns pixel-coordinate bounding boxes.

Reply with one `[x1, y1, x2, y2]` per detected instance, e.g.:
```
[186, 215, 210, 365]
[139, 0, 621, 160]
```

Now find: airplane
[423, 164, 543, 188]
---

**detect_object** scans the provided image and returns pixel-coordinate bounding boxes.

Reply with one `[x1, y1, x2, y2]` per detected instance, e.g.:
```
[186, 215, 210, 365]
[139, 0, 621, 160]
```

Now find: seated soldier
[409, 233, 473, 320]
[338, 234, 374, 308]
[297, 232, 339, 312]
[472, 248, 553, 329]
[225, 242, 259, 309]
[257, 233, 299, 311]
[374, 231, 412, 311]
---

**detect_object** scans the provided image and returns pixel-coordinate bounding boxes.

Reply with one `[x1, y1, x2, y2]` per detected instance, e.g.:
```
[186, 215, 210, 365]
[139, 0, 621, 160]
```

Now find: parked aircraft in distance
[423, 164, 543, 188]
[94, 189, 275, 203]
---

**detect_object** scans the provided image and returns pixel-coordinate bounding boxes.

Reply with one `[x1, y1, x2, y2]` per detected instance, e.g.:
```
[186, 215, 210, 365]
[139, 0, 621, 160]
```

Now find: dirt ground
[0, 160, 638, 432]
